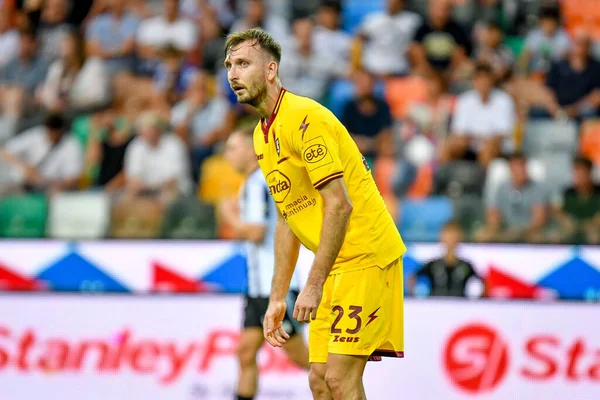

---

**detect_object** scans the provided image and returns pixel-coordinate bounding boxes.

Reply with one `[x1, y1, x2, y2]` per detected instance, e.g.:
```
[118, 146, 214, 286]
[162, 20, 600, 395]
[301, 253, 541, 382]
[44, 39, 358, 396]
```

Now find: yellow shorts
[308, 258, 404, 364]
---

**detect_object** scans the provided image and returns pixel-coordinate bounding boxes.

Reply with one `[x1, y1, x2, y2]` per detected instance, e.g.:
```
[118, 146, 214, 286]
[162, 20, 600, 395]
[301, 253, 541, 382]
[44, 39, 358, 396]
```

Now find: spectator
[136, 0, 198, 76]
[152, 45, 197, 107]
[85, 110, 134, 191]
[543, 31, 600, 121]
[341, 69, 393, 161]
[476, 152, 549, 243]
[552, 156, 600, 244]
[199, 14, 226, 74]
[180, 0, 235, 29]
[445, 64, 516, 167]
[37, 0, 72, 61]
[519, 5, 570, 77]
[230, 0, 289, 46]
[85, 0, 140, 75]
[356, 0, 420, 76]
[0, 9, 19, 69]
[313, 0, 351, 62]
[38, 30, 110, 114]
[280, 18, 346, 102]
[124, 111, 192, 205]
[0, 113, 83, 193]
[171, 70, 230, 177]
[474, 21, 514, 82]
[411, 0, 472, 78]
[411, 221, 483, 298]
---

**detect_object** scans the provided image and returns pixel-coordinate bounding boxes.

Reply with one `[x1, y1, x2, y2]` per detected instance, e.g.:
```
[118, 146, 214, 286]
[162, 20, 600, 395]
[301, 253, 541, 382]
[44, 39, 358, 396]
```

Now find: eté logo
[444, 323, 510, 395]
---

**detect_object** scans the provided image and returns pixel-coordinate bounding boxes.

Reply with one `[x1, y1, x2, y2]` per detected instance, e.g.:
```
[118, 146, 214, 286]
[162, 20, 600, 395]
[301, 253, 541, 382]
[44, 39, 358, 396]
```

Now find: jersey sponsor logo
[303, 136, 333, 171]
[444, 324, 510, 394]
[282, 195, 317, 220]
[265, 170, 291, 203]
[333, 335, 359, 343]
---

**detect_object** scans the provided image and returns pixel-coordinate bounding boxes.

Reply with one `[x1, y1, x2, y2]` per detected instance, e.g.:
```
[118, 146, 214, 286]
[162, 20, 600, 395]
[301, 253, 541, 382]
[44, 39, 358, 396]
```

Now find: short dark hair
[474, 63, 494, 77]
[539, 5, 560, 22]
[508, 151, 527, 162]
[224, 28, 282, 64]
[574, 155, 593, 170]
[442, 220, 464, 233]
[44, 113, 66, 131]
[321, 0, 342, 14]
[18, 24, 36, 40]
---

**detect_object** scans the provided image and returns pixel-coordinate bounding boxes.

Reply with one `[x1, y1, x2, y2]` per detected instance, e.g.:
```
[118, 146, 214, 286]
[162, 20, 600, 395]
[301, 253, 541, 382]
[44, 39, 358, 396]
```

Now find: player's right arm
[264, 210, 300, 347]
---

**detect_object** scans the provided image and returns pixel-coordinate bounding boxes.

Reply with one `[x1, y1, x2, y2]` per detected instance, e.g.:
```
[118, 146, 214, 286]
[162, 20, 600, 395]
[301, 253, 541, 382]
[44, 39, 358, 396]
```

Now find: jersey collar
[260, 87, 287, 142]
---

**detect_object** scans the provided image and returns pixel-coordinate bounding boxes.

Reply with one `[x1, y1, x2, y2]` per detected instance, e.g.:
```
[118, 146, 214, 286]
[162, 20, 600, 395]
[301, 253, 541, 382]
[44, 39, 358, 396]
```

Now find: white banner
[0, 296, 598, 400]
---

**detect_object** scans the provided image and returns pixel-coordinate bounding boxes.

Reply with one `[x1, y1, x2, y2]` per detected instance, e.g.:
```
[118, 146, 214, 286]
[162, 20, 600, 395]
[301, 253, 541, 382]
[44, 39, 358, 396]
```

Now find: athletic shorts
[243, 290, 302, 337]
[309, 258, 404, 364]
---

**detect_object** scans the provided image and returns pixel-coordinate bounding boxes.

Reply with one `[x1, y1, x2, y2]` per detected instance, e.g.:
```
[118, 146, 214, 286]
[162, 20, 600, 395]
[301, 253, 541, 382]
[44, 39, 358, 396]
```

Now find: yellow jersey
[253, 88, 406, 274]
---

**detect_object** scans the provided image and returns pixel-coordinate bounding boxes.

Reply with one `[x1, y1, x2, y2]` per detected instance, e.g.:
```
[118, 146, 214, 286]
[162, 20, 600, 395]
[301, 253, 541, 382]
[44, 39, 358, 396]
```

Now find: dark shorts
[243, 290, 302, 337]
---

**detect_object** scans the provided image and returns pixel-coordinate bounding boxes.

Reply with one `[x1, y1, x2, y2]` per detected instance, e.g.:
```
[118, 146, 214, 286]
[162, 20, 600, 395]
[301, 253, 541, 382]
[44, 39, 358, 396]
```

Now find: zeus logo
[333, 336, 360, 343]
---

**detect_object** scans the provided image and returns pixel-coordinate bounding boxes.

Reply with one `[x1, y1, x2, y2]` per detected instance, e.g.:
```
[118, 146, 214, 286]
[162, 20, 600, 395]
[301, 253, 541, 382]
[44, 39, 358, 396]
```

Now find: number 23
[331, 305, 363, 334]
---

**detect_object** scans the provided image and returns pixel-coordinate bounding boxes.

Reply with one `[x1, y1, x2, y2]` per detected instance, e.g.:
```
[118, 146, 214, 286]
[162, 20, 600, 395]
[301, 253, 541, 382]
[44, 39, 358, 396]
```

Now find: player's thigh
[237, 328, 264, 364]
[326, 353, 368, 380]
[308, 274, 334, 364]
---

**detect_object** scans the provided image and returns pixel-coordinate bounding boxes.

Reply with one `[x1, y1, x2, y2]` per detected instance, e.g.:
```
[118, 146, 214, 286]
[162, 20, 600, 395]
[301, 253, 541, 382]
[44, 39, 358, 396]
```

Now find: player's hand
[294, 283, 323, 323]
[263, 300, 290, 347]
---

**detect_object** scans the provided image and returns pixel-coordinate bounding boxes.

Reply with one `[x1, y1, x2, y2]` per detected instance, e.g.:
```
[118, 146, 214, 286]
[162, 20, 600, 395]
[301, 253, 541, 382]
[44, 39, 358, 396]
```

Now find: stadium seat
[110, 198, 163, 239]
[162, 197, 217, 239]
[522, 120, 578, 156]
[342, 0, 386, 34]
[580, 119, 600, 165]
[48, 192, 110, 239]
[452, 194, 486, 239]
[0, 194, 48, 238]
[385, 76, 428, 120]
[433, 161, 487, 198]
[397, 196, 454, 242]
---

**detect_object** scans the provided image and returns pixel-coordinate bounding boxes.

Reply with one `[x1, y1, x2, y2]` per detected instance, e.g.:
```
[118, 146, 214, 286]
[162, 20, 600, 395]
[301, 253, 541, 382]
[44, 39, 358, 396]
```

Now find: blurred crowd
[0, 0, 599, 244]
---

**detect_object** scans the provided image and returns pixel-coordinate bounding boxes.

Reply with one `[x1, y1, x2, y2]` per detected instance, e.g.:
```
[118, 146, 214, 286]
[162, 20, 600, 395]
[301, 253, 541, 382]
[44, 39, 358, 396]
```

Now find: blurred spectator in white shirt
[280, 18, 346, 102]
[0, 113, 83, 193]
[445, 64, 515, 167]
[85, 0, 140, 75]
[38, 30, 110, 113]
[0, 10, 19, 69]
[519, 5, 571, 77]
[37, 0, 72, 62]
[136, 0, 198, 76]
[230, 0, 290, 46]
[313, 0, 351, 62]
[357, 0, 420, 77]
[124, 112, 191, 204]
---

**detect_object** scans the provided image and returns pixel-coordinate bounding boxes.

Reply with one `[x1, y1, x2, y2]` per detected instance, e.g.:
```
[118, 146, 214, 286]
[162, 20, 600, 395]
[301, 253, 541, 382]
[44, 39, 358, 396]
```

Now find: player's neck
[256, 82, 283, 119]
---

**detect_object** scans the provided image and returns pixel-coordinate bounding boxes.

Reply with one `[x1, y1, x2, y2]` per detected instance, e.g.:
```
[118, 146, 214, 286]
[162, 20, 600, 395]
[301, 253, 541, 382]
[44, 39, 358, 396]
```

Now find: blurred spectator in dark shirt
[199, 14, 226, 74]
[37, 0, 72, 61]
[445, 64, 515, 167]
[38, 30, 110, 113]
[474, 21, 514, 82]
[476, 152, 549, 243]
[412, 221, 483, 298]
[0, 113, 83, 193]
[230, 0, 289, 46]
[356, 0, 420, 77]
[136, 0, 198, 76]
[411, 0, 472, 78]
[552, 156, 600, 244]
[85, 0, 140, 75]
[341, 69, 393, 161]
[0, 10, 19, 69]
[543, 31, 600, 121]
[519, 5, 570, 77]
[280, 18, 346, 102]
[152, 45, 197, 107]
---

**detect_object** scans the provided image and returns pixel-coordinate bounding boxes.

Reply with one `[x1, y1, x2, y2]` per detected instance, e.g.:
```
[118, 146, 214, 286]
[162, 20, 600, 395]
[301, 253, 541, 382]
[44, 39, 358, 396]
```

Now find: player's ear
[266, 60, 278, 81]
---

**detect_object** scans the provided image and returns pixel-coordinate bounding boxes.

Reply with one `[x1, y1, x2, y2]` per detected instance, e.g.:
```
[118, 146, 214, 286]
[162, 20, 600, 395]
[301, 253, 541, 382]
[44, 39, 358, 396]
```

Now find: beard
[236, 79, 268, 108]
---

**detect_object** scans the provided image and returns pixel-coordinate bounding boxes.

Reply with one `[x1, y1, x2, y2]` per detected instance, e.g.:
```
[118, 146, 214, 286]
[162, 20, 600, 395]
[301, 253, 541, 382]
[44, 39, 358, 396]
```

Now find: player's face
[224, 133, 254, 174]
[441, 226, 462, 250]
[225, 41, 269, 107]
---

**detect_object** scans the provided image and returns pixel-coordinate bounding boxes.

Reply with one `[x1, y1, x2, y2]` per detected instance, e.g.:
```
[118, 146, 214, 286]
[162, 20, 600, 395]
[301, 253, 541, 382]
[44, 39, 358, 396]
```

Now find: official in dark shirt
[546, 31, 600, 120]
[412, 221, 484, 298]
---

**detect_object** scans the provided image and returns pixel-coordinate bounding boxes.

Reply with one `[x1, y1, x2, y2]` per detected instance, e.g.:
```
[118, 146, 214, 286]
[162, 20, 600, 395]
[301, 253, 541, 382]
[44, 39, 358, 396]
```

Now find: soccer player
[224, 29, 406, 400]
[221, 128, 309, 400]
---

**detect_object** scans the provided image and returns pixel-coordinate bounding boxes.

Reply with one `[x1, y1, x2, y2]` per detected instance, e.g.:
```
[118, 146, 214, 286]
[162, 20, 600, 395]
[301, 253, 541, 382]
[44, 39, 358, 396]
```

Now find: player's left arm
[291, 114, 353, 322]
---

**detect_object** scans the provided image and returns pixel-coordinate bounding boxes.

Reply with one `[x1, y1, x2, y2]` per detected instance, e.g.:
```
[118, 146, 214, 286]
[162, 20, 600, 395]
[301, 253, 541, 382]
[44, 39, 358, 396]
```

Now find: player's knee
[237, 344, 258, 369]
[324, 368, 345, 395]
[308, 365, 327, 393]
